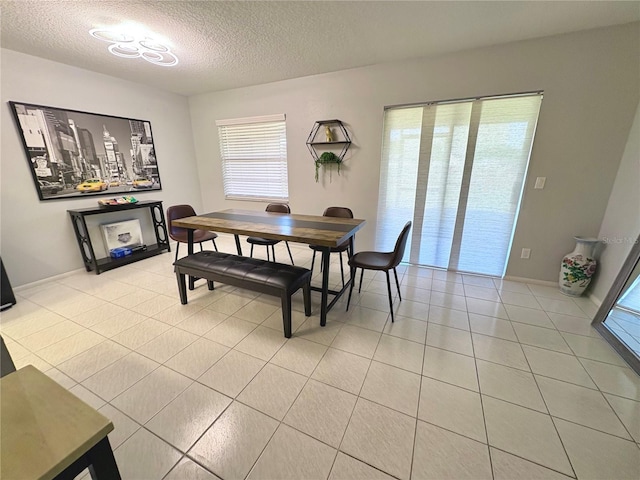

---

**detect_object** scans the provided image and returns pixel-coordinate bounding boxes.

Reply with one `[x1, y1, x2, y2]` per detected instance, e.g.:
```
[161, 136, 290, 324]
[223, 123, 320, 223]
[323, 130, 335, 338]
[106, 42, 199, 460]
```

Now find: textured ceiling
[2, 1, 639, 96]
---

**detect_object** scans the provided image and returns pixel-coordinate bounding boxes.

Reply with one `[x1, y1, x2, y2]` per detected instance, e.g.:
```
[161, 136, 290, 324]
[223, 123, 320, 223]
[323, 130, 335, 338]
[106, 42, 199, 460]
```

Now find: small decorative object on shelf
[315, 152, 342, 182]
[559, 236, 599, 296]
[325, 125, 334, 142]
[306, 119, 352, 182]
[98, 196, 138, 207]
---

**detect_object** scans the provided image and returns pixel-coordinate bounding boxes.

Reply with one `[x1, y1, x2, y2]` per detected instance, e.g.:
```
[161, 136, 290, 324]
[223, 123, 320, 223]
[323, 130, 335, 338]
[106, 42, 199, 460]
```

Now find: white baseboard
[503, 275, 558, 287]
[14, 268, 87, 292]
[588, 292, 603, 307]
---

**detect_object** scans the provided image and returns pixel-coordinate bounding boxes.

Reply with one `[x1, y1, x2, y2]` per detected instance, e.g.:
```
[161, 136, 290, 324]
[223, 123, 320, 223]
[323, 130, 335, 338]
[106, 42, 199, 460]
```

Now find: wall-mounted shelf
[306, 119, 351, 161]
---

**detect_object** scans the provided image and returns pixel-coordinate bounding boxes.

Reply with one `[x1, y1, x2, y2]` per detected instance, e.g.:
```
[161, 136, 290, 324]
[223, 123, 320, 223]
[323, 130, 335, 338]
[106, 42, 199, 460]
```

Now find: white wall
[189, 23, 639, 283]
[1, 49, 202, 286]
[590, 101, 640, 304]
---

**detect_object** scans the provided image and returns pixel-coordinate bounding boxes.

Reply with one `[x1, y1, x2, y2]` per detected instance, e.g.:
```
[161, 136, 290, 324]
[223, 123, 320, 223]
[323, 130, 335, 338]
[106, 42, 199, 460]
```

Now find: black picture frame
[9, 101, 163, 201]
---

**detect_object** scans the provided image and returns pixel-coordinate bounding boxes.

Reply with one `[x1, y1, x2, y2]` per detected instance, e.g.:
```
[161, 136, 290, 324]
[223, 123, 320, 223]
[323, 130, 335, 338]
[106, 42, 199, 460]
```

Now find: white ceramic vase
[559, 236, 599, 297]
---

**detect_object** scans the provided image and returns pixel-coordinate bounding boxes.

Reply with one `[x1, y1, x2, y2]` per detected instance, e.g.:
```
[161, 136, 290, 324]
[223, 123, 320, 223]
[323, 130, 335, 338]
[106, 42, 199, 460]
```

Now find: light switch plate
[534, 177, 546, 189]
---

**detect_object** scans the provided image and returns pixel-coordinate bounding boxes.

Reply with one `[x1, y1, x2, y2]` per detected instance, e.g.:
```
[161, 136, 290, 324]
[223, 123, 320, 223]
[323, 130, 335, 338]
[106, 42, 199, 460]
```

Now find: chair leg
[285, 241, 294, 265]
[385, 270, 395, 323]
[212, 238, 218, 252]
[199, 242, 204, 252]
[339, 252, 345, 288]
[174, 242, 180, 263]
[346, 266, 357, 311]
[271, 245, 276, 262]
[358, 269, 365, 293]
[250, 244, 254, 258]
[303, 280, 311, 316]
[393, 267, 402, 300]
[310, 250, 316, 273]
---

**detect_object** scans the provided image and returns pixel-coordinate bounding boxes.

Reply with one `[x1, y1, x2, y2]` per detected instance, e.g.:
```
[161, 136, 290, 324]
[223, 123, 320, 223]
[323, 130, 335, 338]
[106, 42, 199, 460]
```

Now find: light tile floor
[2, 234, 640, 479]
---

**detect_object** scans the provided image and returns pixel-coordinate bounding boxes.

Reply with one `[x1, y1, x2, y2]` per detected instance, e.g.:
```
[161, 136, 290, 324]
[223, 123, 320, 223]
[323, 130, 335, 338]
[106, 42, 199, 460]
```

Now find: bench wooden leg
[280, 294, 292, 339]
[176, 272, 188, 304]
[303, 281, 311, 317]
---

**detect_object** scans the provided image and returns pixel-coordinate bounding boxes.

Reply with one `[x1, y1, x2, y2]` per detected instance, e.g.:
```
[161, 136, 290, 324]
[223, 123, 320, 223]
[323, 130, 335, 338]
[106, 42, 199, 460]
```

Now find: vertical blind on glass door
[216, 114, 289, 201]
[376, 93, 543, 277]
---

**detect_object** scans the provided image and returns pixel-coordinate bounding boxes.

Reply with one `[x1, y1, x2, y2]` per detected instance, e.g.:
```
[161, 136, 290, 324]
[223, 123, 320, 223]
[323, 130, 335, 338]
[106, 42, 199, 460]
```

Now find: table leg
[188, 229, 195, 290]
[320, 246, 330, 327]
[87, 437, 121, 479]
[234, 234, 243, 255]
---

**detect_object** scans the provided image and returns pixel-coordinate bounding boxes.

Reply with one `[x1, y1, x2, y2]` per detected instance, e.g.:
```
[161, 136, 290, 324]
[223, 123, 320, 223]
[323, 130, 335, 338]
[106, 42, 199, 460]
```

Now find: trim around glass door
[591, 234, 640, 374]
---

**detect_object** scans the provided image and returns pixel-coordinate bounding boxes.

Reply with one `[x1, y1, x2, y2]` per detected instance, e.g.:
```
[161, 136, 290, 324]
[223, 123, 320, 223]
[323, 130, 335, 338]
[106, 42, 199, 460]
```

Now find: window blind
[217, 114, 289, 201]
[377, 93, 542, 277]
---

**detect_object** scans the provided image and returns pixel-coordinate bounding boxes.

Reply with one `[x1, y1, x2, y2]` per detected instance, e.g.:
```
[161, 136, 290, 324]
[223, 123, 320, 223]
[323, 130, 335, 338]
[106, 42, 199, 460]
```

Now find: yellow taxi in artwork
[76, 178, 107, 193]
[132, 178, 154, 189]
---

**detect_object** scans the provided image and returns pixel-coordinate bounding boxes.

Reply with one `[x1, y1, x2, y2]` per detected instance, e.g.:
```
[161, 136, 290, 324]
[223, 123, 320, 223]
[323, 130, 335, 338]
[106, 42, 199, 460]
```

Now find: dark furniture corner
[1, 259, 16, 311]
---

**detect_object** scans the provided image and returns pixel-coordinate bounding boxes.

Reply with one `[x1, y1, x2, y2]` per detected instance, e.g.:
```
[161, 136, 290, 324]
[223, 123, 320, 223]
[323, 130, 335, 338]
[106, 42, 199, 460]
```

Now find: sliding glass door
[377, 93, 542, 277]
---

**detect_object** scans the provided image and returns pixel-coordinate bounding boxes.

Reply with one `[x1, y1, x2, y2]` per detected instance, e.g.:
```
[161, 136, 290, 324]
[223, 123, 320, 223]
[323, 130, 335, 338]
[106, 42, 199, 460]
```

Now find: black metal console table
[68, 200, 170, 275]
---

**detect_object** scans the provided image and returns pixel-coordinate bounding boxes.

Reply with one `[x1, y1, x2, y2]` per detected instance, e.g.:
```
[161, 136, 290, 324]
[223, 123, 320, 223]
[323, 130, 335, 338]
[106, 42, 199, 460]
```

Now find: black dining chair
[247, 203, 294, 264]
[309, 207, 354, 287]
[346, 221, 412, 322]
[167, 204, 218, 262]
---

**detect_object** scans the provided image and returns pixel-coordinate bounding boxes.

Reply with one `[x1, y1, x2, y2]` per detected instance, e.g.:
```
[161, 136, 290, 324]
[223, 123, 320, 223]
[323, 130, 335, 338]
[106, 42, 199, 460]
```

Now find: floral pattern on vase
[559, 236, 599, 297]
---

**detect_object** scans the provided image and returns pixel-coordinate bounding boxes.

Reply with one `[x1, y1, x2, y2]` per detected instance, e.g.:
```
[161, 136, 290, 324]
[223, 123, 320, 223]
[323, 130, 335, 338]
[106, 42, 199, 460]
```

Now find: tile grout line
[7, 262, 637, 479]
[523, 340, 578, 479]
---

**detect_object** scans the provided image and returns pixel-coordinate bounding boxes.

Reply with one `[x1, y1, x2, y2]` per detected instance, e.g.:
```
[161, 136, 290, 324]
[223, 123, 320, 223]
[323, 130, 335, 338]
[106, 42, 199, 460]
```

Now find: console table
[68, 200, 170, 275]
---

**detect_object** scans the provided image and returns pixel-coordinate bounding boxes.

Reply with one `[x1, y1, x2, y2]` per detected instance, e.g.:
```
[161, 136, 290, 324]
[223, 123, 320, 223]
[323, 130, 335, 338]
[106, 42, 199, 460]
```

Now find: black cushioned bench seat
[174, 251, 311, 338]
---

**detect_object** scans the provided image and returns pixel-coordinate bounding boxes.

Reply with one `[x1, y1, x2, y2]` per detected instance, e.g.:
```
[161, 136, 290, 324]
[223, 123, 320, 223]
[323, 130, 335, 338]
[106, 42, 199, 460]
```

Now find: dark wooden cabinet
[68, 200, 170, 274]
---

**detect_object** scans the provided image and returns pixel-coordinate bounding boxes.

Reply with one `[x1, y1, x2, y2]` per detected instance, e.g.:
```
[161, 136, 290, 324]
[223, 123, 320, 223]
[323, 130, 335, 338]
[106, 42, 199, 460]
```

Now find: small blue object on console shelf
[109, 247, 132, 259]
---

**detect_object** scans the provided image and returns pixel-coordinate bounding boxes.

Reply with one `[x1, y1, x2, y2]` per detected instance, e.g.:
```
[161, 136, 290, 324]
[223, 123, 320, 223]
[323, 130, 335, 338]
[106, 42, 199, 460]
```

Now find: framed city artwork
[8, 101, 163, 200]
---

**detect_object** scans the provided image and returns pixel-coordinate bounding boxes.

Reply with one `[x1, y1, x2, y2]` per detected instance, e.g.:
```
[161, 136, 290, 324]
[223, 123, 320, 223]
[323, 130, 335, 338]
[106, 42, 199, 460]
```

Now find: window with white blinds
[216, 114, 289, 201]
[377, 93, 542, 277]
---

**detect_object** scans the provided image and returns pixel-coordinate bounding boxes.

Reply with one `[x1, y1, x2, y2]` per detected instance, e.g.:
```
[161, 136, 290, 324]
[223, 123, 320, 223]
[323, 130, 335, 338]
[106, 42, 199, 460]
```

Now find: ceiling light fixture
[89, 28, 178, 67]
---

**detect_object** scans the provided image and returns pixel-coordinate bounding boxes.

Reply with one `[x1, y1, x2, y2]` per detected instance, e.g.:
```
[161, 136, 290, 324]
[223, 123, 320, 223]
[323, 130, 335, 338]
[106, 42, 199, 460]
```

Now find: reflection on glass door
[606, 275, 640, 357]
[596, 240, 640, 369]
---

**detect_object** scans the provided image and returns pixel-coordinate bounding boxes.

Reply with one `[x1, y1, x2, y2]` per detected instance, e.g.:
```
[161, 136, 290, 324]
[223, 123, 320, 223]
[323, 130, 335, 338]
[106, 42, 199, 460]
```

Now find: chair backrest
[390, 221, 412, 268]
[266, 203, 291, 214]
[323, 206, 353, 219]
[167, 204, 197, 240]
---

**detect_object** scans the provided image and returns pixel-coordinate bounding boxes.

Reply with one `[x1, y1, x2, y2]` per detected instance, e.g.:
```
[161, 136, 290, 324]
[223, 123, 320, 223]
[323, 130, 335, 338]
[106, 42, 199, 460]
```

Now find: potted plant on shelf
[315, 152, 342, 182]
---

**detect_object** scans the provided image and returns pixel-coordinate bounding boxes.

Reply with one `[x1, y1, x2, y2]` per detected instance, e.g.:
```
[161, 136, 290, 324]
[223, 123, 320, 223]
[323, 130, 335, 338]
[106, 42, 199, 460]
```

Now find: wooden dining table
[1, 365, 120, 479]
[172, 209, 366, 327]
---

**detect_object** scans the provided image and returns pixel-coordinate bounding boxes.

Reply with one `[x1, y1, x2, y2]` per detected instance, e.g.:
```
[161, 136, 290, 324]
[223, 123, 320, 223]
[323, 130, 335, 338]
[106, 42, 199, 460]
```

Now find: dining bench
[174, 251, 312, 338]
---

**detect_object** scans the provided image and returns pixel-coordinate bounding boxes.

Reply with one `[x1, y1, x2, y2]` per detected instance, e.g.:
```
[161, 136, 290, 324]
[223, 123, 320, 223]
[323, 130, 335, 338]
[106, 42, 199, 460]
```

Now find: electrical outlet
[534, 177, 546, 189]
[521, 248, 531, 259]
